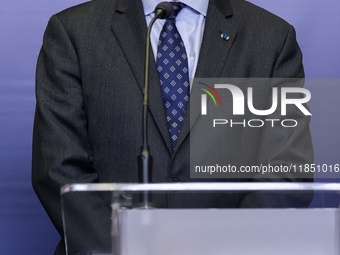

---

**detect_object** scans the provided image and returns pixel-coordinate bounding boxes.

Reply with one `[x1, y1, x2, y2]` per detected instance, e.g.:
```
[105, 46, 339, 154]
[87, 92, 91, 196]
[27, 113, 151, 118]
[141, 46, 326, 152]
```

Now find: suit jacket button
[169, 177, 179, 182]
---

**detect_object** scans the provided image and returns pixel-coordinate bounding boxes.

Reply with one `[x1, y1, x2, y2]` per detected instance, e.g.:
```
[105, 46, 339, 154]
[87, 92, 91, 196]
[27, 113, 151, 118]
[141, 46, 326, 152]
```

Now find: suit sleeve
[272, 25, 305, 78]
[32, 15, 111, 253]
[239, 25, 314, 208]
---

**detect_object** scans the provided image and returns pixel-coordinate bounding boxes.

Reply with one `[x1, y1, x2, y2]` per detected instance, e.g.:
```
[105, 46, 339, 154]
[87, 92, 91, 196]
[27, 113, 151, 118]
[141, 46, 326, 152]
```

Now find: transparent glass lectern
[61, 183, 340, 255]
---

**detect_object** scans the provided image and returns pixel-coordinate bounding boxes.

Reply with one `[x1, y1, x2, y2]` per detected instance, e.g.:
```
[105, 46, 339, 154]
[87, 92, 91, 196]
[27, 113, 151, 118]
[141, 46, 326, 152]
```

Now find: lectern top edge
[60, 182, 340, 194]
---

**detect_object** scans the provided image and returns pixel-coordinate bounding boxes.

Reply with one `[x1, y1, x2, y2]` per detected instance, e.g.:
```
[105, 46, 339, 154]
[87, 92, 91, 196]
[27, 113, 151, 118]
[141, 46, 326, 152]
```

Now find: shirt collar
[141, 0, 209, 17]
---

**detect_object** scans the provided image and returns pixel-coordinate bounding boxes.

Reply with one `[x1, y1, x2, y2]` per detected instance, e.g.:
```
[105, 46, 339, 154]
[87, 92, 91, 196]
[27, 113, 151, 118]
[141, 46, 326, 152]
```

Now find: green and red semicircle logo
[197, 82, 223, 106]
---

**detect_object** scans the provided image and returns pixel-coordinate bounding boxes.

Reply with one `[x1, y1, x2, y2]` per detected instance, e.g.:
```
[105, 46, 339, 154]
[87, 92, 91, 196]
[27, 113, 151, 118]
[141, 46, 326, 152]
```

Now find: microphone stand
[138, 3, 173, 208]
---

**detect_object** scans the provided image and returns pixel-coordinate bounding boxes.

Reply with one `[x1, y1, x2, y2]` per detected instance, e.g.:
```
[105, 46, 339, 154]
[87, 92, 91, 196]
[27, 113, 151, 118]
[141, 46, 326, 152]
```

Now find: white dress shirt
[141, 0, 209, 88]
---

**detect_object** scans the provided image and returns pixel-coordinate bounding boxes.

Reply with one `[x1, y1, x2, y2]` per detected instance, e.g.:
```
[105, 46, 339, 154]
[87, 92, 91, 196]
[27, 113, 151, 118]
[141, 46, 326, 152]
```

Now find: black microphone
[138, 2, 173, 206]
[154, 2, 173, 19]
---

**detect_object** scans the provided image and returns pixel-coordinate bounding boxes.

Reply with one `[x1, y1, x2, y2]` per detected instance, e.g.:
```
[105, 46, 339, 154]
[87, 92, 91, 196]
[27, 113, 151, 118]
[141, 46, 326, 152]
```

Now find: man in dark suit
[32, 0, 313, 254]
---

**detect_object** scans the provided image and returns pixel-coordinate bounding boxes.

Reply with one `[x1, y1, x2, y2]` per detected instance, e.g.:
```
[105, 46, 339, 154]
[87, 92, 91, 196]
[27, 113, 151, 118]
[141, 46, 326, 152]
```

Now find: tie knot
[169, 2, 185, 19]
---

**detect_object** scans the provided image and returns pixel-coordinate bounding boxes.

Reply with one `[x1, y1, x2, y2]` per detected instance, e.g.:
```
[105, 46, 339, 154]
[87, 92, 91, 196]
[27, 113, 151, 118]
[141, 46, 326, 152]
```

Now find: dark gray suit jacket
[32, 0, 313, 254]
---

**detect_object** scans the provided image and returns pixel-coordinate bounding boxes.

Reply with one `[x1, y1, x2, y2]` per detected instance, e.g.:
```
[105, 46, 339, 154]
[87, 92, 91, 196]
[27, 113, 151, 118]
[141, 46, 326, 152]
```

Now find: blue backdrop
[0, 0, 339, 254]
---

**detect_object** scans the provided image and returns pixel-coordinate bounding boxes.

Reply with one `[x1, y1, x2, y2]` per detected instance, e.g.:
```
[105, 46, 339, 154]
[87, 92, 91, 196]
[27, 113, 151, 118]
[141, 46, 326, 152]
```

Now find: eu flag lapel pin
[220, 32, 230, 41]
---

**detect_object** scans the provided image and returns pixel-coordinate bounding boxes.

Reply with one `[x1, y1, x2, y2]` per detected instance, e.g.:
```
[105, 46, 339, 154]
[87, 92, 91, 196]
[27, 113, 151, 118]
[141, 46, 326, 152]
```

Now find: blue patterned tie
[157, 2, 190, 148]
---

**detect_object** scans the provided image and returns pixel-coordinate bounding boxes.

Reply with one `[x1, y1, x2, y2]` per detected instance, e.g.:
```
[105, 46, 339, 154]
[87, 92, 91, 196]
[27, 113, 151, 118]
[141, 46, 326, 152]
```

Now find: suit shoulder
[230, 0, 291, 30]
[53, 0, 115, 25]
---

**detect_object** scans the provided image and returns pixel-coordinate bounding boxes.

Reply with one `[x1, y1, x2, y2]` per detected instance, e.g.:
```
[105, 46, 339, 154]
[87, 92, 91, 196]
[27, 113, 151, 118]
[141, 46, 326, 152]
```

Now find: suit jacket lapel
[112, 0, 174, 153]
[111, 0, 238, 154]
[175, 0, 237, 150]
